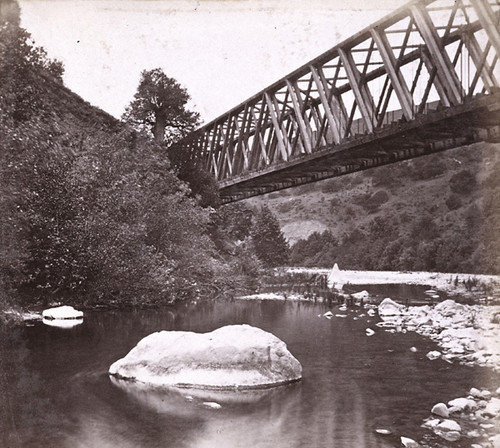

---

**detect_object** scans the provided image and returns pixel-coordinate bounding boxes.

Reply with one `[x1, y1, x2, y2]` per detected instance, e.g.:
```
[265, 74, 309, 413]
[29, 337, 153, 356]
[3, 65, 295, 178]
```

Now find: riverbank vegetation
[0, 1, 290, 313]
[248, 142, 500, 275]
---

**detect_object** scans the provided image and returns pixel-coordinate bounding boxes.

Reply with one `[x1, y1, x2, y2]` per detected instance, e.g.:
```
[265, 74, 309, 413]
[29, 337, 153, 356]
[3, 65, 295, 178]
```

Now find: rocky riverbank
[287, 267, 500, 302]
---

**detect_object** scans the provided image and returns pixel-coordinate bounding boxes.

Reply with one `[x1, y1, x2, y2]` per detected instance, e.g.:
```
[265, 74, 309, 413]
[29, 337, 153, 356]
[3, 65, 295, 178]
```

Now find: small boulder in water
[426, 350, 441, 360]
[202, 401, 221, 409]
[42, 305, 83, 320]
[401, 436, 420, 447]
[431, 402, 449, 418]
[352, 290, 369, 300]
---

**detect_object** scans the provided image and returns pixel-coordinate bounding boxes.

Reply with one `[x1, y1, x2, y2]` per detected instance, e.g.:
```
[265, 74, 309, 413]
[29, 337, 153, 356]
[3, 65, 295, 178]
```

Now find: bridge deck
[175, 0, 500, 203]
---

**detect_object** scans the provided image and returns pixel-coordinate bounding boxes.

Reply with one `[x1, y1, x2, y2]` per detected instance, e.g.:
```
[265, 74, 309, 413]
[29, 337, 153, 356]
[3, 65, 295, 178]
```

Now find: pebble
[426, 350, 441, 360]
[431, 403, 449, 418]
[421, 418, 440, 429]
[410, 346, 418, 352]
[435, 430, 461, 442]
[375, 428, 391, 435]
[366, 328, 375, 336]
[448, 397, 476, 411]
[401, 436, 420, 447]
[436, 419, 461, 432]
[202, 402, 222, 409]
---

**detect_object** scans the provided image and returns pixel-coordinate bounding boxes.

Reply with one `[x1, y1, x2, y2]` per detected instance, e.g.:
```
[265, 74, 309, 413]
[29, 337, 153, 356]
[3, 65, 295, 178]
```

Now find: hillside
[245, 142, 500, 274]
[0, 10, 255, 310]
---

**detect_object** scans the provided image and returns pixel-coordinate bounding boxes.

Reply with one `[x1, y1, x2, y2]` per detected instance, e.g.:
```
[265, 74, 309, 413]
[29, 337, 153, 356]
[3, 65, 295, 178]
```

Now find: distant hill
[245, 142, 500, 274]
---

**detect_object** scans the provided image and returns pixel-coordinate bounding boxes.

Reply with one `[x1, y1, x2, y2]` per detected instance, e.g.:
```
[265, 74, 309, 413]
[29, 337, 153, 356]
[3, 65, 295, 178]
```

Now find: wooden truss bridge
[177, 0, 500, 203]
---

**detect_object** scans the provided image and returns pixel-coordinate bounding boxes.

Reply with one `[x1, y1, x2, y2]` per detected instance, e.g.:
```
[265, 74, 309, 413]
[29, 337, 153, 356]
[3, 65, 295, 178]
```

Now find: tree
[122, 68, 199, 145]
[251, 206, 289, 267]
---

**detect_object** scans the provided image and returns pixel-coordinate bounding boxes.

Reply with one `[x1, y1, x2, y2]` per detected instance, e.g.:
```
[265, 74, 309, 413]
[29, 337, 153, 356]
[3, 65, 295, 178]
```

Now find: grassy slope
[245, 141, 500, 269]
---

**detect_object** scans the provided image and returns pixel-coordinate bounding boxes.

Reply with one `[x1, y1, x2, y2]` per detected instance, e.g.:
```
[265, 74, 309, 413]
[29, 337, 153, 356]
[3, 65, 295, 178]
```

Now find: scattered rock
[421, 418, 440, 429]
[323, 311, 333, 319]
[448, 397, 476, 412]
[378, 298, 405, 317]
[490, 434, 500, 448]
[352, 290, 370, 300]
[109, 324, 302, 389]
[434, 300, 466, 317]
[436, 419, 461, 432]
[375, 428, 391, 435]
[426, 351, 441, 360]
[367, 309, 376, 316]
[467, 430, 481, 438]
[480, 390, 492, 400]
[401, 436, 420, 447]
[410, 347, 418, 352]
[431, 402, 449, 418]
[202, 401, 221, 409]
[470, 387, 482, 398]
[366, 328, 375, 336]
[482, 398, 500, 417]
[435, 430, 461, 442]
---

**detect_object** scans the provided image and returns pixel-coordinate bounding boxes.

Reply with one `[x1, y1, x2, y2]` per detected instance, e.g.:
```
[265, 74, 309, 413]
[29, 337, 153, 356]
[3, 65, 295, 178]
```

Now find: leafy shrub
[449, 170, 477, 195]
[409, 156, 447, 180]
[445, 194, 462, 210]
[320, 178, 342, 194]
[355, 189, 390, 212]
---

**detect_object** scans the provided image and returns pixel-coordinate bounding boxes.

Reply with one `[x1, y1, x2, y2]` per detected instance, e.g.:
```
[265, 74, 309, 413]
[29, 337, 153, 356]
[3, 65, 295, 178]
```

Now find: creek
[1, 287, 497, 447]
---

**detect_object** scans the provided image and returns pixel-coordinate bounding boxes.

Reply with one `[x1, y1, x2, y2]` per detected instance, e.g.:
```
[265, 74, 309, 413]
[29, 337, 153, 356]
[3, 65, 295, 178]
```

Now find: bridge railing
[178, 0, 500, 187]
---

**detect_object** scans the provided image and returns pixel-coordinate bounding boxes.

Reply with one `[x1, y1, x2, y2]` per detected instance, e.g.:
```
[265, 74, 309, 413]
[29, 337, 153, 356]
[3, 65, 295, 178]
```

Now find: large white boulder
[109, 324, 302, 389]
[378, 298, 405, 317]
[42, 305, 83, 320]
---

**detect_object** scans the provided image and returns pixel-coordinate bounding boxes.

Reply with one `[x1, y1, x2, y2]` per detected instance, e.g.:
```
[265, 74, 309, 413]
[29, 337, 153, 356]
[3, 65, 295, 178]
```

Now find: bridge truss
[178, 0, 500, 203]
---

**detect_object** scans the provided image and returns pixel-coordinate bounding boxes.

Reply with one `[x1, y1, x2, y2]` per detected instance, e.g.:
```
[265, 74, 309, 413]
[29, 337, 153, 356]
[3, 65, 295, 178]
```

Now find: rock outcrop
[109, 324, 302, 389]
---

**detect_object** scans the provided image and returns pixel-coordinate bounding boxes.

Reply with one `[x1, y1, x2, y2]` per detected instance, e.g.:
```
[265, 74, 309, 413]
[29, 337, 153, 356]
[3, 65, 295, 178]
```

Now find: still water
[0, 296, 497, 448]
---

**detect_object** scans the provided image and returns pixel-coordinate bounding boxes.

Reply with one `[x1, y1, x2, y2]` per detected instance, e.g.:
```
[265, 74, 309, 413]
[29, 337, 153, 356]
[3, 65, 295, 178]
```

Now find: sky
[18, 0, 402, 125]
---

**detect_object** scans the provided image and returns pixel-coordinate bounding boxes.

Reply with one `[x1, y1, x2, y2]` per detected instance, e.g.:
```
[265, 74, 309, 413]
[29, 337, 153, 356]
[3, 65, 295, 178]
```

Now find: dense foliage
[251, 206, 289, 267]
[0, 7, 246, 310]
[122, 68, 199, 145]
[284, 146, 500, 274]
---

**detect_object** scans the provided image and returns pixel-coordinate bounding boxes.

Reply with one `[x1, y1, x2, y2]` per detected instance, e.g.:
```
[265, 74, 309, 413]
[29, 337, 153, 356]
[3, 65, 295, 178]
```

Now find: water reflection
[1, 297, 499, 448]
[43, 318, 83, 328]
[110, 376, 299, 409]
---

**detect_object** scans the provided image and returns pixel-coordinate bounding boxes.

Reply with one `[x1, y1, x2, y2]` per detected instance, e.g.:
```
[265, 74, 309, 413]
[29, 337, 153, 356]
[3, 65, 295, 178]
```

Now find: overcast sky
[18, 0, 402, 124]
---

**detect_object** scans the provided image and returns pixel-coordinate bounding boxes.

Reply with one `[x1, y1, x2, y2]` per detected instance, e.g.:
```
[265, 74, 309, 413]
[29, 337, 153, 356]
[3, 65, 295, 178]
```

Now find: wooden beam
[371, 27, 415, 120]
[410, 2, 463, 105]
[469, 0, 500, 58]
[464, 34, 498, 92]
[285, 79, 313, 153]
[338, 47, 376, 133]
[265, 92, 291, 161]
[310, 65, 343, 143]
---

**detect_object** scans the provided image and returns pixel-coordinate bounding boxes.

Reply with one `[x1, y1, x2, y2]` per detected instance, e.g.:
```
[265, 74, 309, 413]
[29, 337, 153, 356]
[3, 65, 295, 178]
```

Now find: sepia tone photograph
[1, 0, 499, 446]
